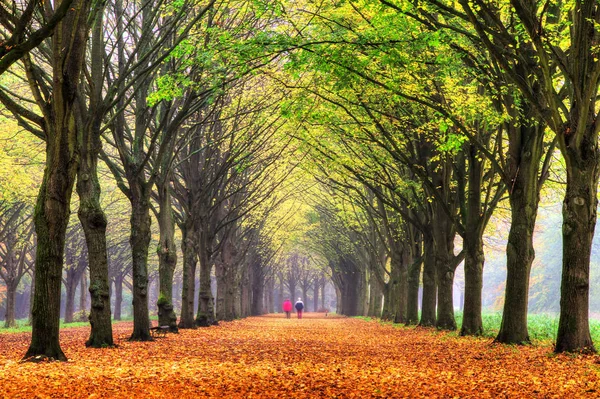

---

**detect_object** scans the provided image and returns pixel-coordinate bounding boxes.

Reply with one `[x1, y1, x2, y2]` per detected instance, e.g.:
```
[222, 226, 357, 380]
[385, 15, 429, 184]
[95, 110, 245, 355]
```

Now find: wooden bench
[150, 326, 170, 338]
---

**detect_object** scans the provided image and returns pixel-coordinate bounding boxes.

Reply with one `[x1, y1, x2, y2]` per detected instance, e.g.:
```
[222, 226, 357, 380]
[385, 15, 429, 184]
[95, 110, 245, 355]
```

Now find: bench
[150, 325, 170, 338]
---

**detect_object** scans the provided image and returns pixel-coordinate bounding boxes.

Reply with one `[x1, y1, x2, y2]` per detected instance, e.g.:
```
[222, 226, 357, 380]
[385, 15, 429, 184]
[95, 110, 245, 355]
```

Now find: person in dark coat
[295, 298, 304, 319]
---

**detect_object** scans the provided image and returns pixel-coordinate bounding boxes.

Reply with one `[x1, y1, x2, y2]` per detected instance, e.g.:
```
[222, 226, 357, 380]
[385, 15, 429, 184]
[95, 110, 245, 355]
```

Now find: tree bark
[250, 261, 264, 316]
[179, 220, 197, 328]
[63, 270, 78, 323]
[77, 6, 113, 348]
[555, 131, 599, 353]
[156, 179, 178, 332]
[266, 277, 274, 313]
[113, 275, 123, 321]
[496, 123, 544, 344]
[460, 143, 486, 336]
[24, 0, 93, 362]
[79, 271, 87, 315]
[128, 181, 152, 341]
[420, 233, 436, 327]
[406, 235, 422, 325]
[433, 202, 458, 331]
[313, 278, 320, 313]
[461, 236, 484, 336]
[196, 230, 215, 326]
[4, 283, 17, 328]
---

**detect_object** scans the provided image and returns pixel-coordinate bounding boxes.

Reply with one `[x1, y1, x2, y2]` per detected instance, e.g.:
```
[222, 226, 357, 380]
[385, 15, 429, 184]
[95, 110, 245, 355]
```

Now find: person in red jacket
[282, 299, 293, 318]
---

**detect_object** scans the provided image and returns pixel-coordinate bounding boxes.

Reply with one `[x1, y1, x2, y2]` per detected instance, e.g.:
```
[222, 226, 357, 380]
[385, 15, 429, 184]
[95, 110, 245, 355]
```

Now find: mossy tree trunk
[24, 0, 93, 362]
[76, 4, 113, 348]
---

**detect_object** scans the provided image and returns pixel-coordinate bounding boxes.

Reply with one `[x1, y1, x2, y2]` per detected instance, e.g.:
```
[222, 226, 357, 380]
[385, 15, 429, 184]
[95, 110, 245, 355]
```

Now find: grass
[356, 312, 600, 346]
[0, 315, 159, 334]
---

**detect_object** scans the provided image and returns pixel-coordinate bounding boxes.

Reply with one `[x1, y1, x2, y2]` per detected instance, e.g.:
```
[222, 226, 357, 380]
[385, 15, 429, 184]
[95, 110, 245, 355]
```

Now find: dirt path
[0, 313, 599, 398]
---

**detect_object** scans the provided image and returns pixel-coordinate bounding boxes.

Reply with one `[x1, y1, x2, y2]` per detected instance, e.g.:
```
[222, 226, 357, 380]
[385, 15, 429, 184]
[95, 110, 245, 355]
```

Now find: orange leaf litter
[1, 313, 599, 398]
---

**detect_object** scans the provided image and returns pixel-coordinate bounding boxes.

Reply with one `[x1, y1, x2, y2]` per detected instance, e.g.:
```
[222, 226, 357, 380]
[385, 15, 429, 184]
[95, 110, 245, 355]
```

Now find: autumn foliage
[0, 314, 599, 398]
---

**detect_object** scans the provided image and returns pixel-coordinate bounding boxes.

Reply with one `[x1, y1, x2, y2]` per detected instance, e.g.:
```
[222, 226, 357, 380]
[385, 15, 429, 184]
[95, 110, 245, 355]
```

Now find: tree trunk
[113, 275, 123, 321]
[156, 180, 178, 332]
[433, 204, 457, 331]
[313, 279, 320, 313]
[250, 262, 264, 316]
[63, 270, 78, 323]
[420, 233, 436, 327]
[266, 277, 274, 313]
[395, 245, 410, 324]
[382, 250, 401, 321]
[128, 183, 152, 341]
[321, 276, 326, 310]
[196, 230, 215, 326]
[288, 281, 296, 304]
[496, 123, 545, 344]
[555, 135, 599, 353]
[77, 6, 113, 348]
[407, 241, 422, 325]
[4, 283, 17, 328]
[24, 0, 93, 362]
[460, 143, 486, 336]
[79, 271, 88, 315]
[179, 220, 197, 328]
[240, 264, 251, 317]
[461, 236, 484, 336]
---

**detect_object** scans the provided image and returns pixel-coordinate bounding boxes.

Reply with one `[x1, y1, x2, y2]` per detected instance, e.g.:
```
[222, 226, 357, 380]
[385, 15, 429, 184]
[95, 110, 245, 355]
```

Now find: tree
[0, 202, 34, 328]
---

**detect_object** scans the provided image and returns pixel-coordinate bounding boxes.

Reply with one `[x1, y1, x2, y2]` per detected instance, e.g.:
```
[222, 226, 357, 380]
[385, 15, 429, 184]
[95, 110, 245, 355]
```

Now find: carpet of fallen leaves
[1, 314, 600, 398]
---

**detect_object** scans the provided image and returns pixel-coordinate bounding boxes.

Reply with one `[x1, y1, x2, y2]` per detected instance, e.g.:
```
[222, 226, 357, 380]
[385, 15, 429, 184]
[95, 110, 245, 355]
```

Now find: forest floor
[1, 313, 600, 398]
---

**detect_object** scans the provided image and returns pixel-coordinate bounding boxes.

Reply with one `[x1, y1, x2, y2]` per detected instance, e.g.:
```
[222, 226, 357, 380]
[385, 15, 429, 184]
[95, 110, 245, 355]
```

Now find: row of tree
[274, 0, 600, 354]
[0, 0, 310, 361]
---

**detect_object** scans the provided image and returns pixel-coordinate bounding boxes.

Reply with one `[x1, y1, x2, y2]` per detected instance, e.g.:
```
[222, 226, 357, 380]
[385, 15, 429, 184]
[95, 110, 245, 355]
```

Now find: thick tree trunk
[420, 234, 436, 327]
[460, 144, 486, 336]
[381, 280, 396, 321]
[555, 136, 599, 353]
[156, 181, 178, 332]
[4, 283, 17, 328]
[496, 123, 544, 344]
[77, 6, 113, 348]
[461, 236, 484, 336]
[24, 0, 92, 361]
[26, 159, 74, 361]
[433, 205, 457, 331]
[128, 184, 152, 341]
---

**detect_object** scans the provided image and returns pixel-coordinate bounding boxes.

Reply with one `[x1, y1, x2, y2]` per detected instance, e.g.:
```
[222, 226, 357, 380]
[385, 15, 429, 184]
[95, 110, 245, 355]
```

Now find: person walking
[282, 298, 293, 319]
[295, 298, 304, 319]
